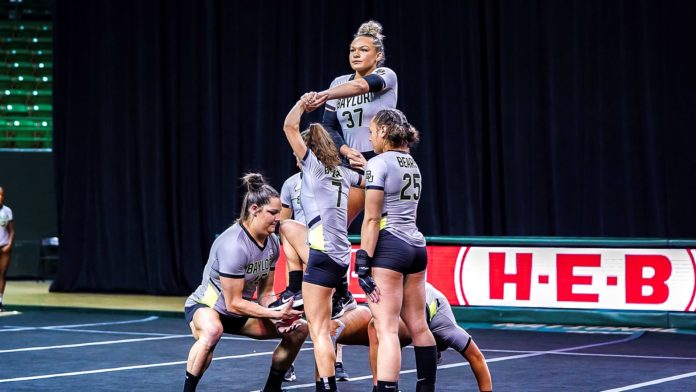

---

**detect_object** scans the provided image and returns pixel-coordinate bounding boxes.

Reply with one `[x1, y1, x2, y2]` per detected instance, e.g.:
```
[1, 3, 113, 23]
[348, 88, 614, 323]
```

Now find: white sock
[335, 343, 344, 362]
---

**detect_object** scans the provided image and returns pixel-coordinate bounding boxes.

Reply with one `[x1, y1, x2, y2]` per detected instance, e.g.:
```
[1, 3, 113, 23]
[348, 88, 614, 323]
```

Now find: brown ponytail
[372, 108, 420, 149]
[306, 123, 342, 169]
[237, 173, 280, 223]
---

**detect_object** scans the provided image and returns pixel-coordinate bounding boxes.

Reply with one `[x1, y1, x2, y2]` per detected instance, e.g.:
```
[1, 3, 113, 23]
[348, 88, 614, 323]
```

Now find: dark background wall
[0, 152, 57, 277]
[48, 0, 696, 295]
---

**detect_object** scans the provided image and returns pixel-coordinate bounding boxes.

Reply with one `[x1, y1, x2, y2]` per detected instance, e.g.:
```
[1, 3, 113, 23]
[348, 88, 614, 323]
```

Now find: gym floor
[2, 282, 695, 391]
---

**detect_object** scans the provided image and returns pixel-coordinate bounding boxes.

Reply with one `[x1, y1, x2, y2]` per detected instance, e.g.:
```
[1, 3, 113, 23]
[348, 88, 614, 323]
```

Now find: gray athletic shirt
[185, 223, 280, 318]
[326, 67, 398, 153]
[365, 150, 425, 247]
[280, 172, 306, 224]
[300, 149, 361, 267]
[426, 283, 447, 315]
[0, 205, 12, 247]
[426, 282, 471, 352]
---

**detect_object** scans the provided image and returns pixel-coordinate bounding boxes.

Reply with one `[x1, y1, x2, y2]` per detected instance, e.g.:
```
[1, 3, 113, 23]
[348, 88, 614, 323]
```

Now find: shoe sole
[331, 307, 346, 319]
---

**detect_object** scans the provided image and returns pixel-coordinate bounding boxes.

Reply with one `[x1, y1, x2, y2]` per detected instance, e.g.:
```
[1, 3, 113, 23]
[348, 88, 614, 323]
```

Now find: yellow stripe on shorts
[428, 300, 438, 322]
[199, 283, 219, 308]
[308, 223, 325, 252]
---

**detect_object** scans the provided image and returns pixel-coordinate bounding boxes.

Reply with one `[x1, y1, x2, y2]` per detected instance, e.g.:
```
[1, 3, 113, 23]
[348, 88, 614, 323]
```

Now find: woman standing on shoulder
[305, 20, 397, 224]
[303, 19, 398, 327]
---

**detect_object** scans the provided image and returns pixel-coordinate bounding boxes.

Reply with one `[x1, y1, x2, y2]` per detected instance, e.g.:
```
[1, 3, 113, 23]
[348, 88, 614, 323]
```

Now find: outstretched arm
[460, 339, 493, 392]
[283, 100, 308, 160]
[305, 79, 370, 112]
[307, 71, 390, 111]
[321, 79, 370, 100]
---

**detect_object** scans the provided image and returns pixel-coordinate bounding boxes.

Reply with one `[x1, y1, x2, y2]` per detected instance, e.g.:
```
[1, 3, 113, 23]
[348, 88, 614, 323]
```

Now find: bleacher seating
[0, 1, 52, 149]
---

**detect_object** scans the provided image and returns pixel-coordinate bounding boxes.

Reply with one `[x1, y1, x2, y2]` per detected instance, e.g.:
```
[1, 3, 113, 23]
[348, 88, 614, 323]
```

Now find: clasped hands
[300, 91, 329, 112]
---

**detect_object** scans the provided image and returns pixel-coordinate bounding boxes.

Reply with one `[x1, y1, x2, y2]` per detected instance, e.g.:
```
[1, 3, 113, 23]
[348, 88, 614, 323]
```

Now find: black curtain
[52, 0, 696, 294]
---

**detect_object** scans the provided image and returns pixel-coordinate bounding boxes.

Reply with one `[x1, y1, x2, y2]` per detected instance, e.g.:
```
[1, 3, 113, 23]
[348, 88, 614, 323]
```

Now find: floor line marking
[0, 333, 643, 384]
[601, 371, 696, 391]
[547, 351, 696, 361]
[0, 347, 314, 383]
[45, 328, 182, 337]
[0, 334, 191, 353]
[39, 327, 287, 342]
[1, 329, 309, 353]
[275, 333, 645, 390]
[480, 348, 696, 361]
[0, 316, 159, 332]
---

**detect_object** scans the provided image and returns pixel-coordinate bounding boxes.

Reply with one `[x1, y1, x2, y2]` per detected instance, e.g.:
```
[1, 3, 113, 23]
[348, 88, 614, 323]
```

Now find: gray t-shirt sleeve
[280, 177, 293, 208]
[366, 157, 387, 190]
[348, 168, 362, 187]
[270, 235, 280, 269]
[373, 67, 397, 91]
[301, 149, 325, 179]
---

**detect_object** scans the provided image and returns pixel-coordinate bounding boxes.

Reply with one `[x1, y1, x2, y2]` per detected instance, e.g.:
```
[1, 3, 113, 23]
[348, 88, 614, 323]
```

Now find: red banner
[273, 245, 696, 312]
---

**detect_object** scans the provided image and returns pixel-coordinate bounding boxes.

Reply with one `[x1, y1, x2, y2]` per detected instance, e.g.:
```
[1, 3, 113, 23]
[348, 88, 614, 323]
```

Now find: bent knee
[291, 321, 309, 339]
[197, 323, 224, 346]
[373, 314, 400, 331]
[307, 320, 330, 338]
[279, 220, 307, 239]
[406, 320, 431, 337]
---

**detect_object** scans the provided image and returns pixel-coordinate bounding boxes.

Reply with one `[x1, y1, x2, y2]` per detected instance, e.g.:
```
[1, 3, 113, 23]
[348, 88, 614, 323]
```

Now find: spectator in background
[0, 186, 15, 312]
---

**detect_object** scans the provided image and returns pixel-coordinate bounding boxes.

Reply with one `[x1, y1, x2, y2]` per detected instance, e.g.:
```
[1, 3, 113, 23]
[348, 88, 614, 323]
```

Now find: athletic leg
[184, 308, 224, 391]
[368, 267, 404, 383]
[402, 271, 437, 392]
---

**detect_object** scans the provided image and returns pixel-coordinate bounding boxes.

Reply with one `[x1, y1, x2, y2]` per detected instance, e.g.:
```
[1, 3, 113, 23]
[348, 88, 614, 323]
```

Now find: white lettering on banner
[453, 246, 469, 306]
[457, 247, 696, 311]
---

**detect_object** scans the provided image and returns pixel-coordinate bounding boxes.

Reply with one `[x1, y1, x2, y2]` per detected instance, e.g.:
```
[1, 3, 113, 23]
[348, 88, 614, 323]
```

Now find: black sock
[334, 272, 348, 297]
[183, 371, 201, 392]
[288, 271, 303, 293]
[263, 366, 285, 392]
[414, 345, 437, 391]
[315, 376, 337, 391]
[377, 380, 398, 391]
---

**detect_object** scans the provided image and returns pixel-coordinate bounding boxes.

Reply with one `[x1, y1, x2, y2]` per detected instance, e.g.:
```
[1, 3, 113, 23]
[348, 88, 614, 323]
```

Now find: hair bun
[356, 20, 385, 41]
[241, 172, 266, 192]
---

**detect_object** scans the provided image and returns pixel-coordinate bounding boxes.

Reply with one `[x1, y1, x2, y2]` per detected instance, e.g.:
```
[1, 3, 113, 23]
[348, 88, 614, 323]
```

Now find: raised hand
[302, 91, 330, 112]
[301, 92, 317, 106]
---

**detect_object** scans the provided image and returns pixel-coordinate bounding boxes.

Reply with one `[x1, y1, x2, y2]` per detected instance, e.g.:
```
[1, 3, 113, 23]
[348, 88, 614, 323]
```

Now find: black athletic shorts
[184, 303, 249, 333]
[372, 230, 428, 274]
[303, 249, 349, 288]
